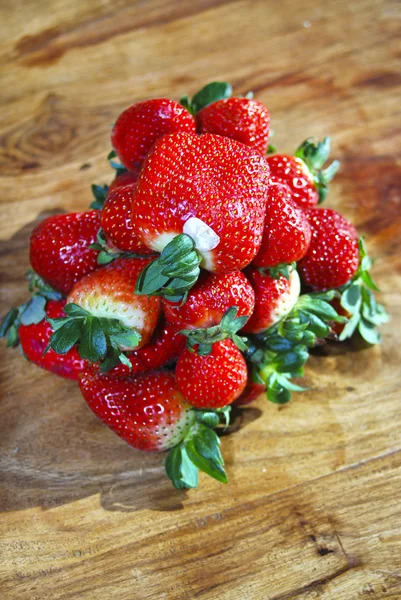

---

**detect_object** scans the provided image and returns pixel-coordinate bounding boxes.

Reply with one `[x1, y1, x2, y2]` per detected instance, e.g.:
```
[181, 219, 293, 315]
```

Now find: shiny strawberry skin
[30, 211, 101, 295]
[253, 183, 311, 268]
[101, 185, 155, 254]
[176, 339, 247, 409]
[19, 300, 86, 380]
[267, 154, 319, 209]
[163, 270, 255, 330]
[242, 268, 301, 333]
[197, 97, 270, 155]
[108, 171, 138, 194]
[107, 320, 185, 377]
[298, 208, 359, 290]
[67, 257, 161, 349]
[79, 369, 195, 451]
[112, 99, 196, 172]
[132, 133, 270, 272]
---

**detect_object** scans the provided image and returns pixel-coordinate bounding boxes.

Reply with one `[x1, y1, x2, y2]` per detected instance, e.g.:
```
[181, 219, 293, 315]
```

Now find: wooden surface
[1, 0, 401, 598]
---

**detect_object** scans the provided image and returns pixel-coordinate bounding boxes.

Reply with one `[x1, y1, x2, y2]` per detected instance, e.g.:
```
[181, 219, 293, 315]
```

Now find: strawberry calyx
[264, 262, 296, 280]
[179, 306, 249, 355]
[295, 137, 340, 203]
[90, 184, 109, 210]
[107, 150, 128, 176]
[180, 81, 232, 115]
[338, 238, 389, 344]
[165, 407, 230, 489]
[0, 270, 62, 348]
[245, 290, 346, 404]
[44, 303, 141, 370]
[135, 234, 202, 302]
[90, 229, 157, 266]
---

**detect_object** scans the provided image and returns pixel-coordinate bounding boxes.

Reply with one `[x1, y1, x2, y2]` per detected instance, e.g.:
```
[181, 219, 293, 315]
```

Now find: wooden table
[1, 1, 400, 598]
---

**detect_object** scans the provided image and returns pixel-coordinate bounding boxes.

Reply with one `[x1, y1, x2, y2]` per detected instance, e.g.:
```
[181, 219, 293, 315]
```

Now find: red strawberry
[19, 299, 86, 380]
[108, 171, 138, 194]
[197, 97, 270, 155]
[242, 268, 301, 334]
[107, 320, 185, 377]
[176, 339, 247, 409]
[112, 99, 196, 172]
[234, 382, 266, 406]
[267, 138, 339, 209]
[30, 211, 101, 295]
[79, 369, 195, 451]
[298, 208, 359, 290]
[164, 270, 255, 330]
[101, 185, 155, 254]
[132, 133, 270, 300]
[252, 183, 311, 269]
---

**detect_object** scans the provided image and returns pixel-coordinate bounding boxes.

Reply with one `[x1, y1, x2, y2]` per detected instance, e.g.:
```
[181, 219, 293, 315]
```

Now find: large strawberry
[30, 211, 102, 295]
[106, 320, 185, 377]
[45, 258, 161, 370]
[176, 339, 247, 409]
[79, 369, 229, 488]
[252, 183, 311, 273]
[197, 97, 270, 155]
[132, 132, 270, 301]
[298, 208, 359, 290]
[112, 99, 196, 172]
[242, 268, 301, 334]
[267, 137, 340, 208]
[164, 270, 254, 353]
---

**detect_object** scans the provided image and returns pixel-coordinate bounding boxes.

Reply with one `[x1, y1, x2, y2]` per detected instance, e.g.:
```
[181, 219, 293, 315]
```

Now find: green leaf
[47, 317, 71, 331]
[276, 374, 308, 392]
[0, 308, 19, 338]
[360, 270, 380, 292]
[99, 349, 122, 372]
[190, 81, 232, 113]
[63, 303, 90, 318]
[118, 352, 133, 368]
[20, 295, 47, 325]
[274, 346, 309, 373]
[267, 144, 277, 155]
[338, 311, 360, 341]
[107, 150, 117, 160]
[165, 445, 199, 489]
[110, 329, 141, 350]
[48, 319, 83, 354]
[267, 383, 291, 404]
[6, 324, 20, 347]
[79, 318, 107, 362]
[358, 318, 381, 345]
[186, 427, 227, 484]
[298, 311, 330, 339]
[90, 184, 109, 210]
[341, 283, 362, 313]
[298, 297, 340, 320]
[195, 411, 221, 428]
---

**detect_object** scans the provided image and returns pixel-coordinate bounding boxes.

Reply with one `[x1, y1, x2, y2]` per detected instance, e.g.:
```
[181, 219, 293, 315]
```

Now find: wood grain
[1, 0, 401, 598]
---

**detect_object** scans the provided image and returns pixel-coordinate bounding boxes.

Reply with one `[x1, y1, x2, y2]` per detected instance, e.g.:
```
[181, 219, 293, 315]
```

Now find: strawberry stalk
[165, 407, 230, 489]
[245, 291, 346, 404]
[338, 238, 389, 344]
[295, 137, 340, 203]
[135, 234, 202, 302]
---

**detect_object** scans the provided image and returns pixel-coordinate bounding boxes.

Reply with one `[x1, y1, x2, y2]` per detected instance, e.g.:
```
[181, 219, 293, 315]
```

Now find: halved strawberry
[176, 339, 247, 409]
[29, 211, 102, 295]
[242, 268, 301, 334]
[132, 132, 270, 301]
[112, 98, 196, 172]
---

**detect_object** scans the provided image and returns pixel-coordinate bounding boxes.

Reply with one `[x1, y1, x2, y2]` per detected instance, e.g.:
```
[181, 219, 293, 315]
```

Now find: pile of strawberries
[1, 82, 388, 489]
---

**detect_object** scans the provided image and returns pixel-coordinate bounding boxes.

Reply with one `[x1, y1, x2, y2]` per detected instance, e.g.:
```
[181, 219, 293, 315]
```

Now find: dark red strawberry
[133, 133, 270, 300]
[197, 97, 270, 155]
[101, 185, 155, 254]
[19, 299, 86, 380]
[79, 369, 195, 451]
[234, 382, 266, 406]
[108, 171, 139, 194]
[107, 320, 185, 377]
[267, 138, 340, 209]
[112, 99, 196, 172]
[298, 208, 359, 290]
[252, 183, 311, 269]
[176, 339, 247, 409]
[30, 211, 101, 295]
[242, 268, 301, 334]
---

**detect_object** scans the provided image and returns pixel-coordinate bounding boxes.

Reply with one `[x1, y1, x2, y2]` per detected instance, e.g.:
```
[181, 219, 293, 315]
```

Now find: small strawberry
[298, 208, 359, 290]
[163, 270, 254, 353]
[101, 185, 155, 254]
[79, 368, 229, 487]
[108, 171, 138, 194]
[233, 363, 266, 406]
[242, 268, 301, 334]
[89, 173, 139, 211]
[46, 258, 161, 369]
[176, 339, 248, 409]
[132, 132, 270, 301]
[106, 320, 185, 377]
[252, 183, 311, 272]
[267, 137, 340, 208]
[112, 99, 196, 172]
[29, 211, 102, 295]
[197, 97, 270, 155]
